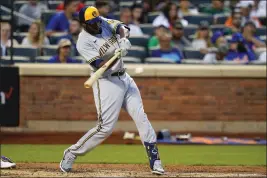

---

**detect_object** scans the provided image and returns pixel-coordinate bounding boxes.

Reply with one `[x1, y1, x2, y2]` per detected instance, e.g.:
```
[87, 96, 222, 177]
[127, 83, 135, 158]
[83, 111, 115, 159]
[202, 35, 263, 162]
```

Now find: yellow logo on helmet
[84, 6, 99, 21]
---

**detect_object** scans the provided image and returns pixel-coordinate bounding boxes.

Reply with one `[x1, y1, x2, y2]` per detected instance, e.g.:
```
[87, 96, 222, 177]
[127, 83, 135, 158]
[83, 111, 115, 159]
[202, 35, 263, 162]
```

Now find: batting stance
[60, 6, 164, 175]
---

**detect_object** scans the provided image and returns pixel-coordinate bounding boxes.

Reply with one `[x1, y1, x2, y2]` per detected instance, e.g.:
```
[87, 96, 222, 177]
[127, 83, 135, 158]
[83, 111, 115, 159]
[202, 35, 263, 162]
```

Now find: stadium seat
[184, 14, 214, 25]
[119, 1, 134, 8]
[140, 24, 154, 36]
[72, 56, 85, 63]
[85, 1, 95, 6]
[129, 36, 149, 48]
[13, 32, 27, 44]
[215, 15, 228, 24]
[113, 11, 120, 20]
[183, 25, 198, 37]
[259, 36, 266, 43]
[122, 57, 142, 63]
[7, 46, 39, 61]
[183, 48, 205, 59]
[41, 10, 57, 26]
[42, 45, 58, 56]
[14, 1, 27, 11]
[147, 12, 160, 23]
[127, 46, 147, 61]
[256, 27, 267, 36]
[48, 1, 61, 10]
[145, 57, 176, 64]
[210, 24, 225, 33]
[219, 61, 246, 65]
[35, 56, 52, 63]
[249, 60, 266, 65]
[181, 59, 205, 64]
[191, 0, 211, 8]
[49, 32, 68, 45]
[0, 56, 31, 64]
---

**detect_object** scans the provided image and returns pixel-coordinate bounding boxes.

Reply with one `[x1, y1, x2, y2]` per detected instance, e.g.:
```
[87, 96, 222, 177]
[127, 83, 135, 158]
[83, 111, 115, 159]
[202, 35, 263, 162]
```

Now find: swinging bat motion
[84, 51, 121, 88]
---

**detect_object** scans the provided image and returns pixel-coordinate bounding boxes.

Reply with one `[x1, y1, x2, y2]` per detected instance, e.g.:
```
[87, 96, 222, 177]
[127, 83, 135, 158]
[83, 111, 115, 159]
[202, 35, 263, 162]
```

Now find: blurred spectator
[201, 0, 230, 15]
[56, 0, 85, 12]
[46, 0, 80, 36]
[171, 20, 191, 50]
[250, 0, 266, 17]
[242, 21, 266, 50]
[178, 0, 199, 17]
[18, 0, 48, 32]
[203, 44, 228, 64]
[153, 2, 188, 29]
[211, 31, 227, 47]
[151, 29, 183, 63]
[22, 21, 50, 47]
[225, 35, 249, 63]
[192, 21, 212, 53]
[49, 39, 79, 63]
[120, 8, 143, 36]
[148, 25, 174, 50]
[57, 19, 81, 56]
[225, 9, 242, 34]
[0, 22, 18, 56]
[95, 0, 115, 19]
[236, 1, 262, 27]
[131, 3, 144, 25]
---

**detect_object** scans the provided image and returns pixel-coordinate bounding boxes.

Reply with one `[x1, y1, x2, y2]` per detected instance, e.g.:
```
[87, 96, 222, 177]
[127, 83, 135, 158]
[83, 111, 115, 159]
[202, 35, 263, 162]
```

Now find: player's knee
[100, 125, 113, 137]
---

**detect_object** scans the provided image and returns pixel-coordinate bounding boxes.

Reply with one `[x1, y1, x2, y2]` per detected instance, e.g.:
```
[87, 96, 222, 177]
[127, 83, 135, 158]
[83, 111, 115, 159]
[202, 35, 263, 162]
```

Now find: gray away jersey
[77, 17, 126, 76]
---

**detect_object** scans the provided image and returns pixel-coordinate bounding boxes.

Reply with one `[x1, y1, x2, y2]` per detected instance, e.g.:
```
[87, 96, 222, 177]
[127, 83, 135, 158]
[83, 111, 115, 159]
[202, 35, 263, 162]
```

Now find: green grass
[1, 144, 266, 166]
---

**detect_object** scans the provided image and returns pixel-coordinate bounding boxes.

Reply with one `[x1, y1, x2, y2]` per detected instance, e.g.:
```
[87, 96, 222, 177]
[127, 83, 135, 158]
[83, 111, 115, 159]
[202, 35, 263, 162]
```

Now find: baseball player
[59, 6, 164, 175]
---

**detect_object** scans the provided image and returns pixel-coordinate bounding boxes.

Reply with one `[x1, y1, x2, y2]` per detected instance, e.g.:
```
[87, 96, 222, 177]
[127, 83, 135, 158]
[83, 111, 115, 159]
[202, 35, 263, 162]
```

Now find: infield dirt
[1, 163, 266, 177]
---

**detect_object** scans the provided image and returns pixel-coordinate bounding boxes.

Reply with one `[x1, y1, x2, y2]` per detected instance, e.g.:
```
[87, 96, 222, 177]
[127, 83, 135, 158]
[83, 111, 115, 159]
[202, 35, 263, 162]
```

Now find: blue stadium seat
[140, 24, 154, 36]
[113, 11, 120, 20]
[184, 14, 214, 25]
[145, 57, 176, 64]
[0, 56, 31, 64]
[129, 36, 149, 48]
[42, 45, 57, 56]
[41, 10, 56, 26]
[256, 27, 267, 36]
[183, 25, 198, 37]
[147, 12, 160, 23]
[210, 25, 225, 33]
[122, 57, 142, 63]
[215, 15, 228, 24]
[7, 47, 39, 61]
[35, 56, 52, 63]
[183, 48, 205, 59]
[127, 46, 147, 61]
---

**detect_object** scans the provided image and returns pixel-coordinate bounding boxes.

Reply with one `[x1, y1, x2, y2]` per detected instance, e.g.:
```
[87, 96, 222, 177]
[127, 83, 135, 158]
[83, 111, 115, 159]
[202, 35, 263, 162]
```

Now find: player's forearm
[95, 58, 119, 69]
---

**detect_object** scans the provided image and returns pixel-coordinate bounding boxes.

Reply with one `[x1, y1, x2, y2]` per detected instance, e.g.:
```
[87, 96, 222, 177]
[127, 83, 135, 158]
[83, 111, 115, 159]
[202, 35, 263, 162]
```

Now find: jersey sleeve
[77, 43, 100, 64]
[102, 17, 124, 35]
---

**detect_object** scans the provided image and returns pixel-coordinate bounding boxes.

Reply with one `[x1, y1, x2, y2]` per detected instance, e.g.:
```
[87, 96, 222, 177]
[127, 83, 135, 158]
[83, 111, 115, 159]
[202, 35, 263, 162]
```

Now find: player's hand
[119, 38, 131, 50]
[115, 48, 127, 57]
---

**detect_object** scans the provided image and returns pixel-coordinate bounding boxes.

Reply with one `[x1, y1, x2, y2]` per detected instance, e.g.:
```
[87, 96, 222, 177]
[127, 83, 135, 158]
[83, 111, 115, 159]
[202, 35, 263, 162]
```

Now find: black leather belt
[111, 70, 125, 76]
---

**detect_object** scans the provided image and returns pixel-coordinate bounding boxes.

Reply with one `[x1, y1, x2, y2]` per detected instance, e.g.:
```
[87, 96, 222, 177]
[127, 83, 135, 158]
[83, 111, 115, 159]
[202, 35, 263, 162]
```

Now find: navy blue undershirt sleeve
[91, 59, 104, 68]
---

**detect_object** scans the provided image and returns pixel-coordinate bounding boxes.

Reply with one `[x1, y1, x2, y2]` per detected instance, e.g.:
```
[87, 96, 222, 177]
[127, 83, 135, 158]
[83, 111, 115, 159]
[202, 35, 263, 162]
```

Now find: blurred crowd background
[0, 0, 266, 65]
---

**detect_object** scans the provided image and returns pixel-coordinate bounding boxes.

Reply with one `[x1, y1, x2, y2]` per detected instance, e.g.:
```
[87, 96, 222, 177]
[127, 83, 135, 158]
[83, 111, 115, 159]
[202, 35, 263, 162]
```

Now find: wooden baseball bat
[84, 51, 121, 88]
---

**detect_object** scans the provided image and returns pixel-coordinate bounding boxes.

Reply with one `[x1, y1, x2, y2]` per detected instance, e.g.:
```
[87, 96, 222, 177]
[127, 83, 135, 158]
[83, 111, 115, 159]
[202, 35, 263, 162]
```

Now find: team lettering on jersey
[99, 35, 118, 57]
